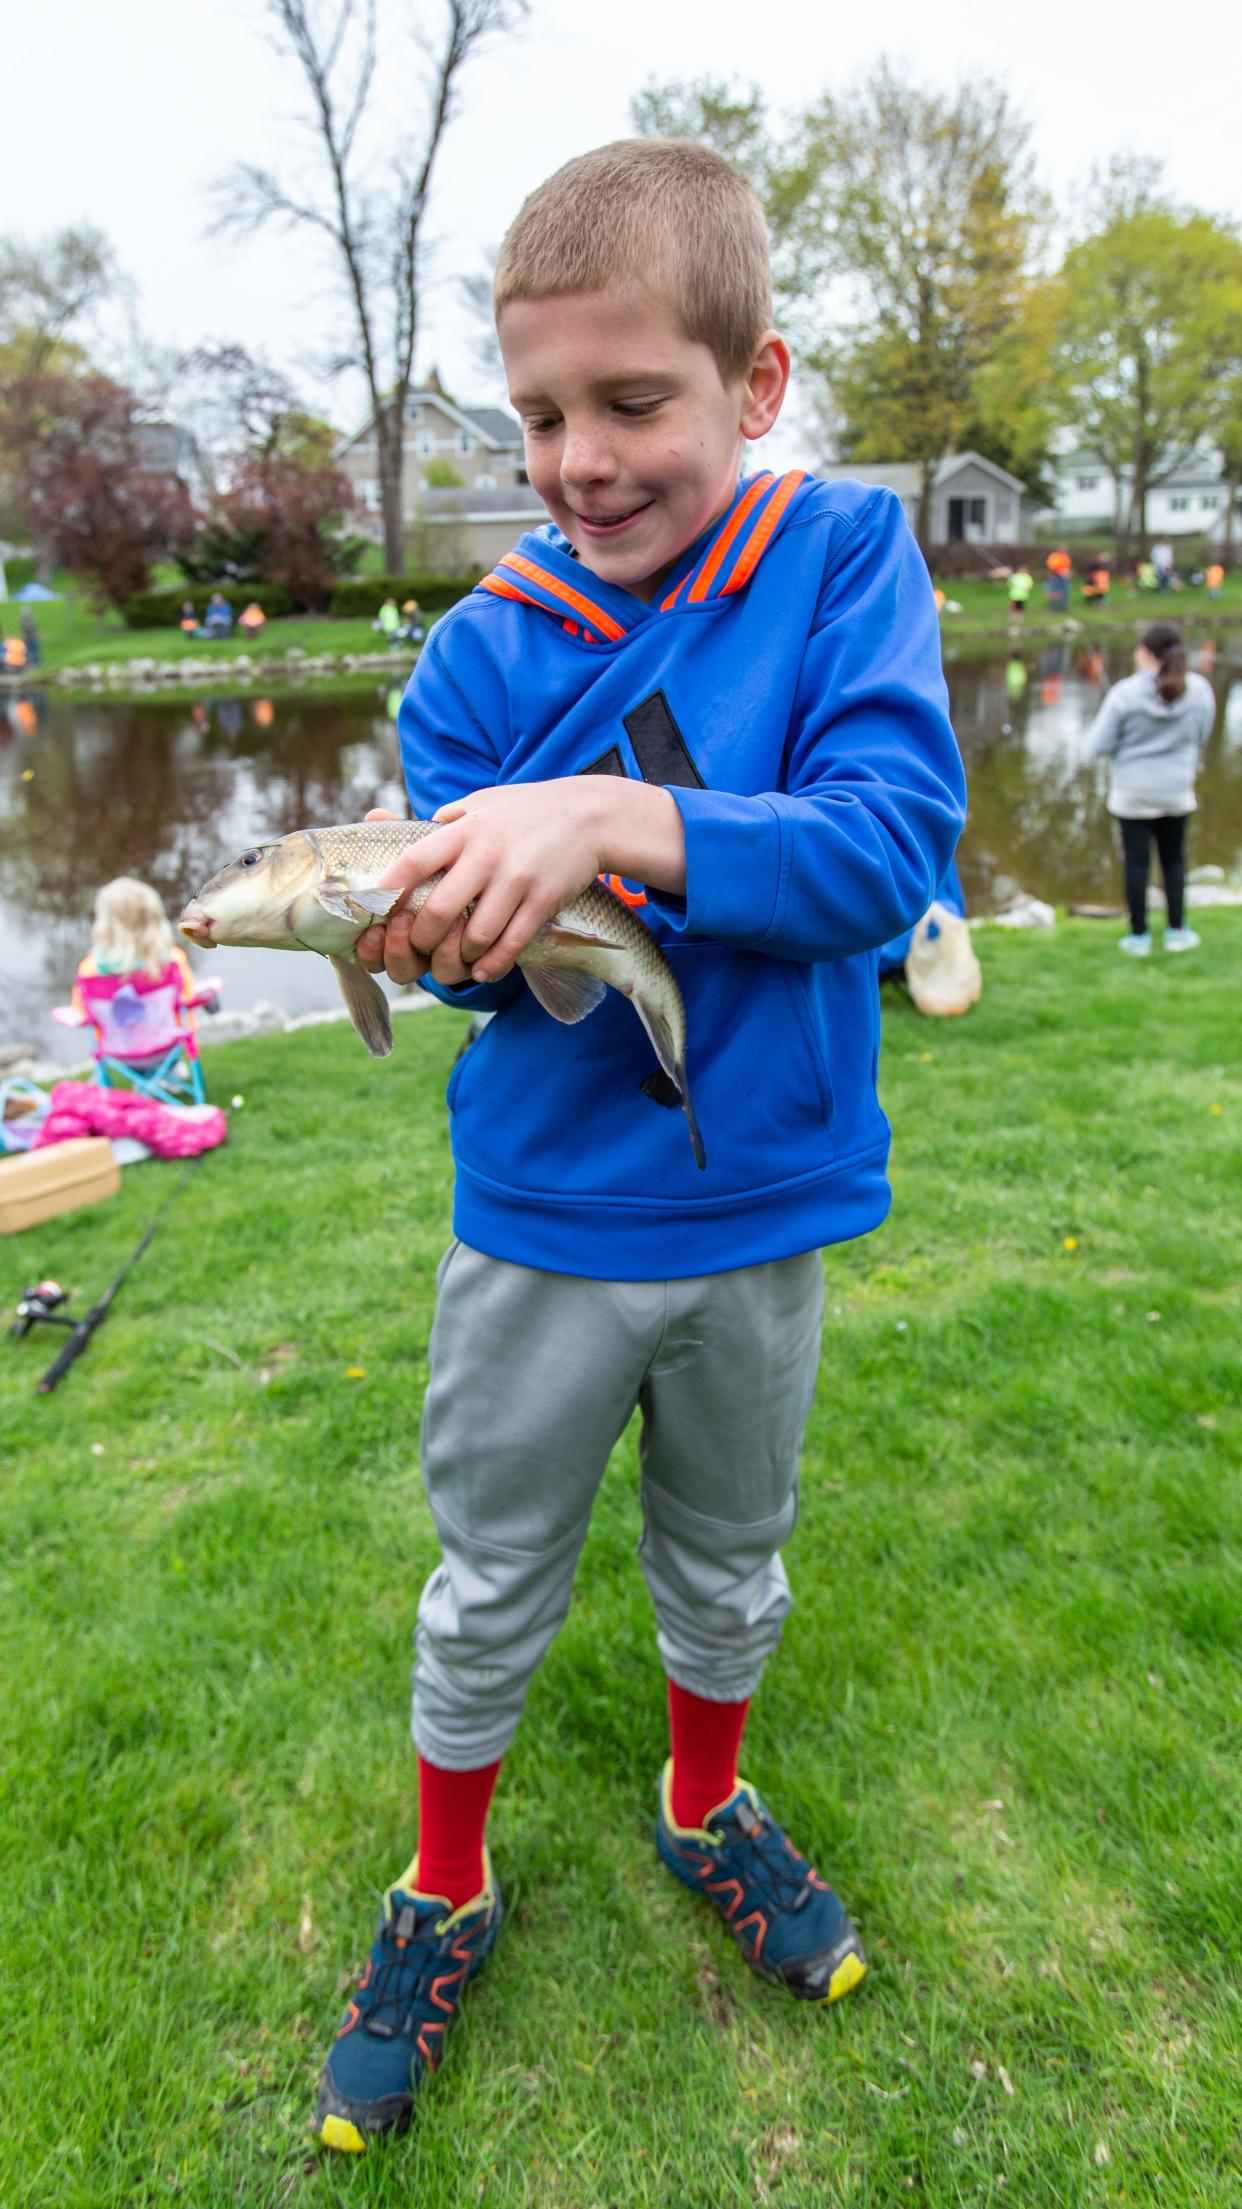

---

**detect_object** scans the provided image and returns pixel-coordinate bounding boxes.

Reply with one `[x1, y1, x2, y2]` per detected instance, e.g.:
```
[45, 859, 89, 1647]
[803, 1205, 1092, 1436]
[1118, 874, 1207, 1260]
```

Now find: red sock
[667, 1680, 750, 1830]
[410, 1755, 502, 1911]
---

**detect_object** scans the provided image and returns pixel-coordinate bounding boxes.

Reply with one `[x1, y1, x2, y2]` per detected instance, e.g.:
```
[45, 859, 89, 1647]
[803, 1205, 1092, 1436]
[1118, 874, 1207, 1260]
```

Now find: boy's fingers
[377, 819, 462, 893]
[364, 806, 399, 822]
[472, 896, 544, 983]
[356, 923, 387, 971]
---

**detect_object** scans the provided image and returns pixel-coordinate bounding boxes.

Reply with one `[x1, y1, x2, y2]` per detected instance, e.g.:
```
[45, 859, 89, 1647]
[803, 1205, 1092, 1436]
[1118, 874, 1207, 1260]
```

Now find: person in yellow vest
[1007, 566, 1034, 620]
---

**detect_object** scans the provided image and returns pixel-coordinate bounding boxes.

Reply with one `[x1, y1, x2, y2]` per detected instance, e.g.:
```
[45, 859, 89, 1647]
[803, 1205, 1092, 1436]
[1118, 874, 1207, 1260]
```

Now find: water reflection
[1, 643, 1240, 1057]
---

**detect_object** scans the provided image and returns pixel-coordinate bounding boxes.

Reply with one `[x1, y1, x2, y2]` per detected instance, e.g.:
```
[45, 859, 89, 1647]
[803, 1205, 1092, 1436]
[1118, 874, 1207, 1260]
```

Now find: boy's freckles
[499, 286, 783, 603]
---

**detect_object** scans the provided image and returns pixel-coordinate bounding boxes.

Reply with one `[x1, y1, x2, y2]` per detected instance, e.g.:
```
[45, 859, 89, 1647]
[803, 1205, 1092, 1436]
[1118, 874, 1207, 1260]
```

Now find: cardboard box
[0, 1139, 121, 1236]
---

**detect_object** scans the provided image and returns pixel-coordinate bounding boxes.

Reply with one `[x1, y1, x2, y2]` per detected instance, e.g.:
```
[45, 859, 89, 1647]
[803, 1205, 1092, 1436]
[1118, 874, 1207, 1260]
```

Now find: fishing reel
[8, 1281, 74, 1340]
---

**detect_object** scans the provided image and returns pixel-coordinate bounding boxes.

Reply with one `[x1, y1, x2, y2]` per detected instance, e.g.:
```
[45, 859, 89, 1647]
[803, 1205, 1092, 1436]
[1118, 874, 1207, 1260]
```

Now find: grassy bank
[1, 920, 1239, 2207]
[0, 596, 424, 687]
[937, 570, 1242, 647]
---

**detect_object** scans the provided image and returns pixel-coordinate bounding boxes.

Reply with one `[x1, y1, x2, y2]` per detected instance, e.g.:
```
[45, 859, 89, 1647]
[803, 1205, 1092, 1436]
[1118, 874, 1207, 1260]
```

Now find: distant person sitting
[1205, 561, 1224, 600]
[3, 632, 28, 673]
[203, 591, 233, 639]
[374, 596, 401, 643]
[238, 601, 267, 644]
[19, 609, 42, 669]
[1007, 565, 1033, 620]
[180, 600, 198, 634]
[1082, 558, 1111, 604]
[400, 598, 425, 644]
[1151, 540, 1176, 592]
[1136, 558, 1158, 592]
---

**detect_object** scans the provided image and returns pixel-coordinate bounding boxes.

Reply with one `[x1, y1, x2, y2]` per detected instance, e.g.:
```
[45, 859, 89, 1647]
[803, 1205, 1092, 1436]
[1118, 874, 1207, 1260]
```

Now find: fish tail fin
[330, 954, 393, 1058]
[633, 992, 706, 1172]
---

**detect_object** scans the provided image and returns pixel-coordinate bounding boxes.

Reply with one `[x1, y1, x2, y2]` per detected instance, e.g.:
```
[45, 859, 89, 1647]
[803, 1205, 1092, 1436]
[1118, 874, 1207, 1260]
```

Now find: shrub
[121, 583, 294, 630]
[327, 573, 478, 618]
[2, 556, 37, 596]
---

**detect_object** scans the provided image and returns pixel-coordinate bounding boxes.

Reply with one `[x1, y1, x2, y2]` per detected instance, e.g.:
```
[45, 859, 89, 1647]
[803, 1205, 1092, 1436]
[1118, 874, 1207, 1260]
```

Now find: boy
[314, 139, 965, 2153]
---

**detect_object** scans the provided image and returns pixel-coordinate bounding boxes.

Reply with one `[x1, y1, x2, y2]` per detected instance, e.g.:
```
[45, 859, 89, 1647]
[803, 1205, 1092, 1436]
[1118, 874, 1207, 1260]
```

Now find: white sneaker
[1119, 933, 1152, 957]
[1164, 927, 1200, 953]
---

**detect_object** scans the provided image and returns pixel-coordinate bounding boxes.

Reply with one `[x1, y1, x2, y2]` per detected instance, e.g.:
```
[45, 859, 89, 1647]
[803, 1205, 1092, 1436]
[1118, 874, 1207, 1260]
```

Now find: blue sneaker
[314, 1857, 503, 2152]
[655, 1761, 866, 2003]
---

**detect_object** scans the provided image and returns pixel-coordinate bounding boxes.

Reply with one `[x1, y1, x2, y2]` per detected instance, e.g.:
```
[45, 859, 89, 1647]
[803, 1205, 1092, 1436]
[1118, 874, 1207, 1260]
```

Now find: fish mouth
[179, 900, 214, 944]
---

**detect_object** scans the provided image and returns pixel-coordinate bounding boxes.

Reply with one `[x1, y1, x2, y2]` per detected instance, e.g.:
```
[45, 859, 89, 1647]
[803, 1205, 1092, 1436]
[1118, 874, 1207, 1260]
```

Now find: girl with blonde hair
[73, 877, 195, 1010]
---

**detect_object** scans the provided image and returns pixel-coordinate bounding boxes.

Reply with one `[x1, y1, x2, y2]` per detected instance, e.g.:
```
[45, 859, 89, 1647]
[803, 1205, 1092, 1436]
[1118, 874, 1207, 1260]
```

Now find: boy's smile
[499, 287, 788, 603]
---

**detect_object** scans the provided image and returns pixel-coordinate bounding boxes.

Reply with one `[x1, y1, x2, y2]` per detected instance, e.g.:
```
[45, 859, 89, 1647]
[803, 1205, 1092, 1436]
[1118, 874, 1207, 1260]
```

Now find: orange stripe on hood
[497, 552, 627, 642]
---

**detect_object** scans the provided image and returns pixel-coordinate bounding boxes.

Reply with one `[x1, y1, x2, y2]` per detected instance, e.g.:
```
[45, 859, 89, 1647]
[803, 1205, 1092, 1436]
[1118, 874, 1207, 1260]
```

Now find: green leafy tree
[423, 456, 466, 488]
[633, 63, 1052, 547]
[1054, 160, 1242, 552]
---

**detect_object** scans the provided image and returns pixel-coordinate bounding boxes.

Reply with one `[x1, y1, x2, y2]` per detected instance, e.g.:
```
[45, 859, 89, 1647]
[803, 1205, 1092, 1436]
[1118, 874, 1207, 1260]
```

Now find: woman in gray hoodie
[1087, 621, 1216, 955]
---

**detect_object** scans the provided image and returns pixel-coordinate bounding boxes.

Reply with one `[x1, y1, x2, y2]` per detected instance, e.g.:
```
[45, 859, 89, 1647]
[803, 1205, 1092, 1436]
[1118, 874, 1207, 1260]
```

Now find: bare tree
[216, 0, 524, 571]
[0, 225, 117, 375]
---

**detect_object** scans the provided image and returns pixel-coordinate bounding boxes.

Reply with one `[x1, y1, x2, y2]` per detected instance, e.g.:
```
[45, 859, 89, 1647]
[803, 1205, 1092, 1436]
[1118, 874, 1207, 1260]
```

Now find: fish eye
[240, 848, 264, 868]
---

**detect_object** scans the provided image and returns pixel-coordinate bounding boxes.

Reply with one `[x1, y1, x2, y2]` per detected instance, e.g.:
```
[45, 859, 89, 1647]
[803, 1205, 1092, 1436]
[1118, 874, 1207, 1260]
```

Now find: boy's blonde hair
[91, 877, 176, 978]
[494, 140, 773, 385]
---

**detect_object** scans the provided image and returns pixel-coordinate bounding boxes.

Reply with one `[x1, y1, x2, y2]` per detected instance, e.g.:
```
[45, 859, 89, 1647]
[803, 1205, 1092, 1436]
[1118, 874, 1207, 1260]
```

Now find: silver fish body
[180, 819, 705, 1167]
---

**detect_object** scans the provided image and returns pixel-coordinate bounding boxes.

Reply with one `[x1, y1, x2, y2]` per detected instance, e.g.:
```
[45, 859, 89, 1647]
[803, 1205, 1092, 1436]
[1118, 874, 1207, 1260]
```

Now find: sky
[7, 0, 1242, 460]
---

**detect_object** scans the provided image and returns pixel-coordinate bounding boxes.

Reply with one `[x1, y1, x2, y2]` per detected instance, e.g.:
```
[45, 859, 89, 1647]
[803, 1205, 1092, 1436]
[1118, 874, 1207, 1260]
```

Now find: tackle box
[0, 1138, 121, 1235]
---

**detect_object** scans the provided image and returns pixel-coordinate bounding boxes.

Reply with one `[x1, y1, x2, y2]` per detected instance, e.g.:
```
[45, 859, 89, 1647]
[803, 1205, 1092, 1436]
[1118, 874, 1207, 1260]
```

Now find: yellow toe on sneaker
[825, 1950, 867, 2002]
[319, 2113, 367, 2154]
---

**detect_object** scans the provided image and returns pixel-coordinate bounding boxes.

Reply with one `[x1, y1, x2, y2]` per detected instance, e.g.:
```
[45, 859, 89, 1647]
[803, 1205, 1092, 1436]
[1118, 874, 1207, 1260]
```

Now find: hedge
[1, 556, 37, 597]
[121, 584, 295, 630]
[327, 573, 478, 618]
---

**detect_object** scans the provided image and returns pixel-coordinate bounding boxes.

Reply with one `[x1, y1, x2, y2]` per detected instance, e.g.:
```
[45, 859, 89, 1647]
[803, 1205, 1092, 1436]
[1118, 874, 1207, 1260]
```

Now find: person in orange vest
[1204, 561, 1224, 600]
[238, 601, 267, 643]
[3, 633, 28, 674]
[1045, 547, 1072, 612]
[1082, 557, 1111, 604]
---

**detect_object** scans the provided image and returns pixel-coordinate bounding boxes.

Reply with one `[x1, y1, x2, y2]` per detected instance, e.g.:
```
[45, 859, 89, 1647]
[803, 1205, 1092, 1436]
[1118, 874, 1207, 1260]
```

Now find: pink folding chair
[50, 962, 223, 1107]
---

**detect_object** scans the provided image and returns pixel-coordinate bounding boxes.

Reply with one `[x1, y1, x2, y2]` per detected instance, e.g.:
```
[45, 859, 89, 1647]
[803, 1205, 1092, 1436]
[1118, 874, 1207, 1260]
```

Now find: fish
[180, 818, 705, 1168]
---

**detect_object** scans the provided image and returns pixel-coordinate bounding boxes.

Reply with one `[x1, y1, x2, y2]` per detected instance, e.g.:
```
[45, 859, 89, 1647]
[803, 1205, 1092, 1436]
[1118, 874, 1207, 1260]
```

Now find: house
[1044, 448, 1239, 539]
[335, 380, 537, 556]
[817, 453, 1032, 545]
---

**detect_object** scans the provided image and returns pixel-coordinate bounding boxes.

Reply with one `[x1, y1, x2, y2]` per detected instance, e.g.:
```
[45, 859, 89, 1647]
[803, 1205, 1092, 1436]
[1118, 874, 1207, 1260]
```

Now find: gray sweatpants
[412, 1240, 825, 1769]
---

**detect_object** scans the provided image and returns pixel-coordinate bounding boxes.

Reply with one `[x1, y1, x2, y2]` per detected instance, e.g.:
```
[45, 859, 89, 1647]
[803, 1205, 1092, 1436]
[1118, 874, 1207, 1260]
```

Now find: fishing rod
[8, 1159, 200, 1395]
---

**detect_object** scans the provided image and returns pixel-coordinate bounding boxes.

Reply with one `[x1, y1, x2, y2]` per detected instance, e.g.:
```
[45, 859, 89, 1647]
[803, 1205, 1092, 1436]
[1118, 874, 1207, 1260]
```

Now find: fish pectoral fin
[523, 964, 608, 1026]
[330, 954, 393, 1058]
[349, 885, 403, 918]
[315, 879, 360, 923]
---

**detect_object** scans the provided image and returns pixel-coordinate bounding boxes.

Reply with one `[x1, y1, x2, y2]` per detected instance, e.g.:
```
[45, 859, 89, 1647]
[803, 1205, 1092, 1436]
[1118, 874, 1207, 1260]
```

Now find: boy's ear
[739, 332, 790, 442]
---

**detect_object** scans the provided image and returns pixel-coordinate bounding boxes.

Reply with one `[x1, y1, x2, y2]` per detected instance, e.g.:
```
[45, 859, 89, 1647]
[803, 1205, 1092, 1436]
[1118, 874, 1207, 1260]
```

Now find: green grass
[937, 569, 1242, 643]
[1, 921, 1239, 2207]
[0, 596, 418, 681]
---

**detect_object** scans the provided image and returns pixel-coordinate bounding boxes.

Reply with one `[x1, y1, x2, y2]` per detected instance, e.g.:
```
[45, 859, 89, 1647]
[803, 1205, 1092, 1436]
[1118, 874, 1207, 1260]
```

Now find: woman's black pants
[1118, 814, 1188, 935]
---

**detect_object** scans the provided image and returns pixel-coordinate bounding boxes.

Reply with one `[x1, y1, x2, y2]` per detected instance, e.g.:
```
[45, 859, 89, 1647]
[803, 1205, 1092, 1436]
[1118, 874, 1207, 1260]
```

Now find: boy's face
[499, 286, 788, 603]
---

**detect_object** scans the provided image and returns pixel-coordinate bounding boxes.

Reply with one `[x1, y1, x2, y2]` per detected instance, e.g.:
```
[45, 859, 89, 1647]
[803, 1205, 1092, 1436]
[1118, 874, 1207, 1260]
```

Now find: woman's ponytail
[1142, 621, 1187, 704]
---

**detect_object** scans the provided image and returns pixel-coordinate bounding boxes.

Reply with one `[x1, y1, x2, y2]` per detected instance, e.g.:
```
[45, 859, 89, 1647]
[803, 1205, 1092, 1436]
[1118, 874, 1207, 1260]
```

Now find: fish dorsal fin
[330, 954, 393, 1057]
[523, 966, 607, 1025]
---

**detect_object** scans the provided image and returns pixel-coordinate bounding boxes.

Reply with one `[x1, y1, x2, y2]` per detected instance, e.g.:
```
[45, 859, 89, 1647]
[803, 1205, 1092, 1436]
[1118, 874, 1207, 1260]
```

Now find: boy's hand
[356, 781, 685, 985]
[355, 810, 473, 987]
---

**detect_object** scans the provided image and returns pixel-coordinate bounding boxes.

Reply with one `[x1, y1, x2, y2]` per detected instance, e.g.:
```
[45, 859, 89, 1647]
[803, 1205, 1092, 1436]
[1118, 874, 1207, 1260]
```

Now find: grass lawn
[1, 921, 1239, 2207]
[937, 570, 1242, 644]
[2, 596, 420, 681]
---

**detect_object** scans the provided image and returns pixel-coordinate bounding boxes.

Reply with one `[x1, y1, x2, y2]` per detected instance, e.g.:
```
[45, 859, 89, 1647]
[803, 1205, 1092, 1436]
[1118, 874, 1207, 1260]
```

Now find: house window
[457, 430, 474, 456]
[417, 431, 435, 458]
[1201, 494, 1220, 509]
[477, 473, 496, 490]
[406, 401, 422, 424]
[1075, 474, 1098, 491]
[1169, 496, 1189, 512]
[516, 467, 530, 486]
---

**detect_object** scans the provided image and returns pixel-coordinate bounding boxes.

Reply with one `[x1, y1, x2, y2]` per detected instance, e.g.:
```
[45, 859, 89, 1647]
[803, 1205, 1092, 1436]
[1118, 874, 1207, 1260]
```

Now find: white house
[335, 381, 529, 536]
[1044, 448, 1239, 538]
[817, 453, 1032, 545]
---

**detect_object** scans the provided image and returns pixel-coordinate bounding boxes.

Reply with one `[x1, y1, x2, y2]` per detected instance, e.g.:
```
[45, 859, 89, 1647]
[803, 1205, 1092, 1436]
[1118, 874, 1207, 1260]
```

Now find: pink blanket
[34, 1081, 228, 1158]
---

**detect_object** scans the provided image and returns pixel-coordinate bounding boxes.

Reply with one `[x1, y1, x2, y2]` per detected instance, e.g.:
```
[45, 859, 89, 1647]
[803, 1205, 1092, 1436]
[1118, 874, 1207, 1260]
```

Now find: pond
[2, 637, 1240, 1062]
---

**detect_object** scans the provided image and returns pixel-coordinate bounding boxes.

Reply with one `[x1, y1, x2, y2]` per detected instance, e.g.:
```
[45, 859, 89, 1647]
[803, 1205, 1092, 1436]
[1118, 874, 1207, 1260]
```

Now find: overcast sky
[9, 0, 1241, 460]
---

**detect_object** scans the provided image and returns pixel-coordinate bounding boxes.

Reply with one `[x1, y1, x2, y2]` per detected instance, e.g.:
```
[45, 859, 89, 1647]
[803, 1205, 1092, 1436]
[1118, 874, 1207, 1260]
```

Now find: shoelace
[718, 1807, 815, 1916]
[360, 1903, 445, 2040]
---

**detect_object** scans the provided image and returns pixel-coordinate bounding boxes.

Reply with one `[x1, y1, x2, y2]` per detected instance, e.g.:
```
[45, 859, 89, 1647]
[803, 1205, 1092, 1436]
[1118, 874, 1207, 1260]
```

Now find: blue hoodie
[398, 470, 966, 1280]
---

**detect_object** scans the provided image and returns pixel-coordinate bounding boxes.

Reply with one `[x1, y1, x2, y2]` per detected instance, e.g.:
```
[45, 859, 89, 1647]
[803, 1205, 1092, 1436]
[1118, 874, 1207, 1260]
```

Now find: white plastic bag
[905, 903, 983, 1018]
